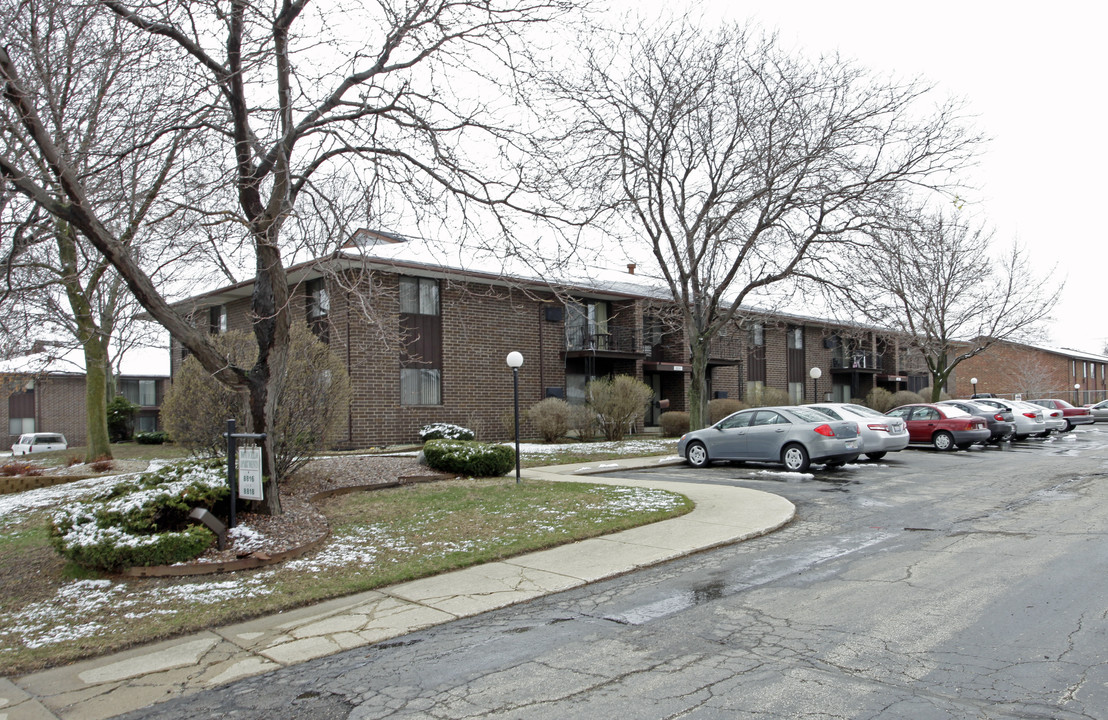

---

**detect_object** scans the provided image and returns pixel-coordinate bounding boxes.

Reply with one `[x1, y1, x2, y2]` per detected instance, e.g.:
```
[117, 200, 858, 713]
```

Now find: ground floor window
[745, 380, 765, 404]
[401, 368, 441, 405]
[8, 388, 34, 435]
[788, 381, 805, 405]
[832, 383, 851, 403]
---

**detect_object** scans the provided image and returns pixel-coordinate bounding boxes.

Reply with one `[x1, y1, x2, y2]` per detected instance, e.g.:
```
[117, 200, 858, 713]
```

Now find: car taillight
[993, 413, 1004, 421]
[814, 424, 835, 437]
[867, 423, 889, 432]
[1023, 412, 1037, 419]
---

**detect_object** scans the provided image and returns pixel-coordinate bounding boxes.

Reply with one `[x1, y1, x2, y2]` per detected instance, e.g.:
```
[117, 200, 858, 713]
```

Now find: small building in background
[0, 344, 170, 449]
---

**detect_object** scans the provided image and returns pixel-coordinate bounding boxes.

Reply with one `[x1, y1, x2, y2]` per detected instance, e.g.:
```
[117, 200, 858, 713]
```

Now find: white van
[11, 433, 68, 455]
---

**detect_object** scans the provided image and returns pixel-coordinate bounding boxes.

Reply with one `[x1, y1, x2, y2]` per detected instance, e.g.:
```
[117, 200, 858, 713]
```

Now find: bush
[419, 423, 476, 442]
[890, 390, 926, 408]
[917, 385, 949, 403]
[526, 398, 571, 443]
[106, 395, 138, 442]
[569, 404, 599, 442]
[659, 411, 690, 437]
[0, 462, 42, 477]
[161, 325, 351, 478]
[746, 386, 792, 408]
[89, 458, 114, 473]
[422, 439, 515, 477]
[708, 398, 747, 424]
[864, 387, 895, 412]
[586, 375, 654, 441]
[136, 431, 170, 445]
[48, 460, 229, 570]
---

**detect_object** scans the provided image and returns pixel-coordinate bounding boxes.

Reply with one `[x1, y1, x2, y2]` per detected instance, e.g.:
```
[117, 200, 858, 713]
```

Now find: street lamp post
[809, 367, 822, 404]
[971, 377, 978, 396]
[506, 351, 524, 484]
[1075, 383, 1081, 405]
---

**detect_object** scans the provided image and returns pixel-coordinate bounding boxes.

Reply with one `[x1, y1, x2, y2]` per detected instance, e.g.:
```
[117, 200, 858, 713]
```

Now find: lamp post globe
[971, 377, 978, 396]
[808, 367, 822, 404]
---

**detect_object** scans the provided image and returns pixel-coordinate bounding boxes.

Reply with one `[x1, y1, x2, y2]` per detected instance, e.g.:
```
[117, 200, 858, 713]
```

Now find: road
[120, 427, 1108, 719]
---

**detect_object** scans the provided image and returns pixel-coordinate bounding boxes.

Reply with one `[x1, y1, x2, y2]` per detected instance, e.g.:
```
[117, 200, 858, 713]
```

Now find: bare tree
[546, 17, 981, 429]
[833, 205, 1060, 401]
[1, 0, 580, 514]
[0, 1, 195, 460]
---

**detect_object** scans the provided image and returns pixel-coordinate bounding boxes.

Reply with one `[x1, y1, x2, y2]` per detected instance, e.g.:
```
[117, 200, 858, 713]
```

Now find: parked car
[1019, 401, 1066, 436]
[1085, 399, 1108, 423]
[938, 399, 1014, 443]
[971, 398, 1047, 440]
[806, 402, 909, 460]
[677, 405, 862, 472]
[10, 432, 68, 455]
[885, 403, 990, 450]
[1028, 398, 1095, 432]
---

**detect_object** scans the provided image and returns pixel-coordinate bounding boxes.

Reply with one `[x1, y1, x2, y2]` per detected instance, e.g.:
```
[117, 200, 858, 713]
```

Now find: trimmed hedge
[422, 439, 516, 477]
[48, 460, 229, 571]
[419, 423, 475, 442]
[135, 431, 170, 445]
[659, 411, 690, 437]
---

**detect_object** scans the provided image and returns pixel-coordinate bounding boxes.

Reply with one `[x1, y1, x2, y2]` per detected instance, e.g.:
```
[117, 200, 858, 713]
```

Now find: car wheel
[1061, 421, 1074, 432]
[685, 441, 709, 468]
[932, 431, 955, 451]
[865, 451, 887, 461]
[781, 443, 810, 473]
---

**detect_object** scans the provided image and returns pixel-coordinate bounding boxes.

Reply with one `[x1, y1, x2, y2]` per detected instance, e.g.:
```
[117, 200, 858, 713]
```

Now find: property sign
[237, 445, 264, 500]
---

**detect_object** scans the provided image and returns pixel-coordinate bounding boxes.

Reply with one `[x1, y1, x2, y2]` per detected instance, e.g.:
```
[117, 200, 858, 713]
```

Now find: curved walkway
[0, 457, 795, 720]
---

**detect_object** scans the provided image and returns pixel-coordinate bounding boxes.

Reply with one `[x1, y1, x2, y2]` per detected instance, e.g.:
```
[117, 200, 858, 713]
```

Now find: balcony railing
[831, 351, 881, 370]
[566, 324, 639, 354]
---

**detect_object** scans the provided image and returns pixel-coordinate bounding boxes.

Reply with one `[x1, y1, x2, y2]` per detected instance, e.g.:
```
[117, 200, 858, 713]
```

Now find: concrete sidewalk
[0, 457, 795, 720]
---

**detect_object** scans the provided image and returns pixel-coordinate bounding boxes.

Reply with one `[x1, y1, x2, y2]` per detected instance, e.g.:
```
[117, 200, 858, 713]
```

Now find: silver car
[1086, 400, 1108, 423]
[807, 402, 909, 460]
[972, 398, 1046, 440]
[677, 405, 862, 473]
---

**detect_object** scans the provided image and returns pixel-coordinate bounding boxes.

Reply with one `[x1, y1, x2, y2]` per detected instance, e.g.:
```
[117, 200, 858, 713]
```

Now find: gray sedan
[1086, 400, 1108, 423]
[807, 402, 909, 460]
[677, 405, 862, 473]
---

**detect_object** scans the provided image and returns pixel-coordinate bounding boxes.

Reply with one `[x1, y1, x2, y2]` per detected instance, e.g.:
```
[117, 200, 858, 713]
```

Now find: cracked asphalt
[118, 428, 1108, 719]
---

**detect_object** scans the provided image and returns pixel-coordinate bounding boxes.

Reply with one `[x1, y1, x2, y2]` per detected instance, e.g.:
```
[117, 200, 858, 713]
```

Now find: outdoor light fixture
[506, 352, 524, 484]
[971, 377, 978, 396]
[1075, 383, 1081, 404]
[809, 367, 822, 404]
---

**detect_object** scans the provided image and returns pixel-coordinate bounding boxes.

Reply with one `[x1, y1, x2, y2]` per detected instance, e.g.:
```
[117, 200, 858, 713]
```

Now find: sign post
[224, 419, 267, 529]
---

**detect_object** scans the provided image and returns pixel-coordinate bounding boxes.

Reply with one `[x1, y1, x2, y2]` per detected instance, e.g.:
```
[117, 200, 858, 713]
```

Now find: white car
[806, 403, 909, 460]
[972, 398, 1046, 440]
[1025, 402, 1066, 436]
[11, 432, 68, 455]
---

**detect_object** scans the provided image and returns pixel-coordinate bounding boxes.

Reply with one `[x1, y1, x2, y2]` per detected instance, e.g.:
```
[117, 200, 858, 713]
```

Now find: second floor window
[209, 305, 228, 334]
[400, 277, 442, 405]
[307, 278, 330, 320]
[120, 379, 157, 407]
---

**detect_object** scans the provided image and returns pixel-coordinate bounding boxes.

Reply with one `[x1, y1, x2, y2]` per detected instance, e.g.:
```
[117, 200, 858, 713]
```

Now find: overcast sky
[604, 0, 1106, 353]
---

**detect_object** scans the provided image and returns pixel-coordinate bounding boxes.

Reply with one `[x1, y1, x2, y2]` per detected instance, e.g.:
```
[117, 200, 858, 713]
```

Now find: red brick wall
[954, 342, 1108, 402]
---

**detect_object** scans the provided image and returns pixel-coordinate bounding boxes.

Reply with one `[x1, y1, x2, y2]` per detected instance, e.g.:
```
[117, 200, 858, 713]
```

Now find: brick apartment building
[1, 345, 170, 449]
[169, 230, 935, 448]
[951, 340, 1108, 404]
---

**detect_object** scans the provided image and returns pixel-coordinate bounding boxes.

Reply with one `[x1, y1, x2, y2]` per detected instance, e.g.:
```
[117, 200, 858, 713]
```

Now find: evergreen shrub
[422, 440, 515, 477]
[419, 423, 476, 442]
[48, 460, 229, 571]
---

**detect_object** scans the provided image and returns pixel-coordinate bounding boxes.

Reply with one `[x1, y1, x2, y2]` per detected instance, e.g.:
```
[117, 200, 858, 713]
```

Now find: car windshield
[783, 406, 832, 423]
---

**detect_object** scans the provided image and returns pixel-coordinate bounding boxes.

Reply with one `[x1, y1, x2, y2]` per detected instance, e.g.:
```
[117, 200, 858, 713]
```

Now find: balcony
[831, 351, 881, 372]
[565, 325, 641, 356]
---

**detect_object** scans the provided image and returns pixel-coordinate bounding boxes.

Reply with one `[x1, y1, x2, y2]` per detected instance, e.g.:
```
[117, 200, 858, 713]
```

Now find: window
[307, 278, 330, 319]
[306, 278, 330, 341]
[787, 327, 803, 350]
[788, 381, 805, 405]
[209, 305, 228, 334]
[566, 300, 609, 350]
[8, 386, 34, 435]
[750, 323, 765, 346]
[120, 379, 157, 407]
[399, 276, 442, 405]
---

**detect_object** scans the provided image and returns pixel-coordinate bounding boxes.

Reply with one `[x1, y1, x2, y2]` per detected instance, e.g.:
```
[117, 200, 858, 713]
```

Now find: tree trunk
[688, 341, 709, 430]
[82, 340, 112, 461]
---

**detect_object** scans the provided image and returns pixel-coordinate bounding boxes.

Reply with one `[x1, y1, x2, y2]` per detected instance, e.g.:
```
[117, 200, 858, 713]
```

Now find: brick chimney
[627, 263, 636, 275]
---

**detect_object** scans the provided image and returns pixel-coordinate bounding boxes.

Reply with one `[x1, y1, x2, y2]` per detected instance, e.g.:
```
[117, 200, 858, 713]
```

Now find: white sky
[604, 0, 1107, 353]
